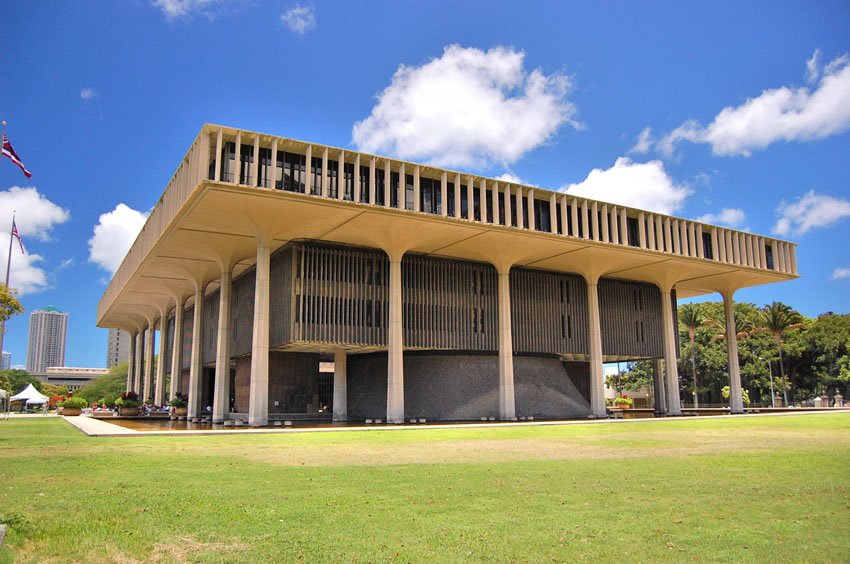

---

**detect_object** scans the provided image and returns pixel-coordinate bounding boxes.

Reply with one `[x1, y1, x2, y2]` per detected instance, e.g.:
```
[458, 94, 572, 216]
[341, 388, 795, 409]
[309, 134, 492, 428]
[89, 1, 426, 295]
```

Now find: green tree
[758, 302, 805, 406]
[0, 284, 24, 323]
[73, 362, 129, 406]
[606, 361, 653, 393]
[0, 369, 40, 395]
[679, 303, 704, 408]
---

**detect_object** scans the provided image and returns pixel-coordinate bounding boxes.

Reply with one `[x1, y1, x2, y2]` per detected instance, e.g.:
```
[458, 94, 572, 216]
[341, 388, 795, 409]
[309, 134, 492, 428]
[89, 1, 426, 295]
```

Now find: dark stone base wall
[348, 352, 591, 421]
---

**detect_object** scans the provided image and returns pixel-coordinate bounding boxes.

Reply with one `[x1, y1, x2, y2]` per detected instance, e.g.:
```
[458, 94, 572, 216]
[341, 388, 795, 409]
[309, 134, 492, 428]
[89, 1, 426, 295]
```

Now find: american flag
[2, 133, 32, 179]
[11, 219, 25, 254]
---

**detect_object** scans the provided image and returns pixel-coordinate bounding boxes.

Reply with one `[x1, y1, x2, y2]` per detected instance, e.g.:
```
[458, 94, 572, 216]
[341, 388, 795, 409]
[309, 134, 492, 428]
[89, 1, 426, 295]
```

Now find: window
[765, 244, 775, 270]
[702, 232, 714, 259]
[627, 217, 640, 247]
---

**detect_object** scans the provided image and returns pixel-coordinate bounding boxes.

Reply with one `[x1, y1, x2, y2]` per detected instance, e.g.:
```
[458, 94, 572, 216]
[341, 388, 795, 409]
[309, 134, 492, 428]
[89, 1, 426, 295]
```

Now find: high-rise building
[1, 351, 10, 370]
[106, 328, 131, 368]
[26, 306, 68, 374]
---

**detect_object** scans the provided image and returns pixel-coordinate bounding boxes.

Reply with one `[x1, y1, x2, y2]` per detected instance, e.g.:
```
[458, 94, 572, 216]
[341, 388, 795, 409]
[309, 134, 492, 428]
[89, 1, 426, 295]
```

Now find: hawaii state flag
[2, 133, 32, 179]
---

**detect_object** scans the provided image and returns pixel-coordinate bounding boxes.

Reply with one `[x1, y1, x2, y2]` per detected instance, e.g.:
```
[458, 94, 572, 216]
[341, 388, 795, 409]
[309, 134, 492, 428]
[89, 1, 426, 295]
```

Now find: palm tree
[679, 303, 703, 408]
[758, 301, 805, 406]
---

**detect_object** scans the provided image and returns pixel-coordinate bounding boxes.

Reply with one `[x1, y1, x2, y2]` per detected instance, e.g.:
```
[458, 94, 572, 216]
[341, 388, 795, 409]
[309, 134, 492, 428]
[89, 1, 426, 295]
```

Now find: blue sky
[2, 0, 849, 369]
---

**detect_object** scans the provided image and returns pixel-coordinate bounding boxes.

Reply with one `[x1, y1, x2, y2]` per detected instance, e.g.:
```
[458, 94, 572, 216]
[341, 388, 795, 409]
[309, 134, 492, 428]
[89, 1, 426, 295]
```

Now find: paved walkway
[59, 409, 849, 437]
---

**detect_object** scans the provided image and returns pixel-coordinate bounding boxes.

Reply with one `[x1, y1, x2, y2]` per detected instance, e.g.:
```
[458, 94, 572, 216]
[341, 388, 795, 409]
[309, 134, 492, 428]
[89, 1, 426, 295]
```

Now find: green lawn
[1, 414, 848, 562]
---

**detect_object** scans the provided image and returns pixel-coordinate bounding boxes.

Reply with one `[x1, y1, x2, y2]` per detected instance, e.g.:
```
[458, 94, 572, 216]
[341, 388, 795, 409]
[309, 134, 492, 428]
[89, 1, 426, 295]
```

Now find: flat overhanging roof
[97, 125, 798, 330]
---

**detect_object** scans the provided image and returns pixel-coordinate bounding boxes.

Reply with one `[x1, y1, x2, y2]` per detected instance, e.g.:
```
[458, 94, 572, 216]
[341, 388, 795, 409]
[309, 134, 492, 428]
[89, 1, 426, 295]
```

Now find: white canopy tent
[10, 383, 50, 406]
[0, 389, 8, 419]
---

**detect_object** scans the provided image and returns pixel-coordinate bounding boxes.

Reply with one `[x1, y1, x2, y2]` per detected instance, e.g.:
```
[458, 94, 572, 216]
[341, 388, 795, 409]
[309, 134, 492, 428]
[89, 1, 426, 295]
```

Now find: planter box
[173, 407, 188, 416]
[118, 407, 141, 416]
[62, 407, 82, 416]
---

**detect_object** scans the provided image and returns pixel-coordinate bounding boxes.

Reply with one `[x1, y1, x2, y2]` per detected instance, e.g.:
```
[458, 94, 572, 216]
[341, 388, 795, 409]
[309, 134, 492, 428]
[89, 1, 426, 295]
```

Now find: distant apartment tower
[106, 328, 131, 368]
[26, 306, 68, 374]
[1, 351, 10, 370]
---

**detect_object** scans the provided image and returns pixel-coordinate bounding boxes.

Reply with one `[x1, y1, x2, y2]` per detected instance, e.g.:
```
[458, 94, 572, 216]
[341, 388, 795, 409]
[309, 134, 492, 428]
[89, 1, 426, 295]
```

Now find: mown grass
[0, 413, 848, 562]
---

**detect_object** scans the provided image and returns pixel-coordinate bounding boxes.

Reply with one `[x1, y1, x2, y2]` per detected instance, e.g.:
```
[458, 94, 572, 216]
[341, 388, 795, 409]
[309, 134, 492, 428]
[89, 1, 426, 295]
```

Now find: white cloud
[495, 172, 524, 184]
[281, 4, 316, 35]
[152, 0, 225, 20]
[695, 208, 746, 228]
[88, 204, 149, 274]
[773, 190, 850, 236]
[832, 267, 850, 280]
[560, 157, 691, 215]
[80, 88, 96, 100]
[352, 45, 580, 169]
[630, 127, 653, 154]
[659, 52, 850, 157]
[0, 187, 70, 295]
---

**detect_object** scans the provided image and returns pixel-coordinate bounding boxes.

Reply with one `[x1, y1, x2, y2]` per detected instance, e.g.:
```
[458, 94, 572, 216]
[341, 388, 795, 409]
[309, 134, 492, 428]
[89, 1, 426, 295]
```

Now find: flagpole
[0, 211, 14, 363]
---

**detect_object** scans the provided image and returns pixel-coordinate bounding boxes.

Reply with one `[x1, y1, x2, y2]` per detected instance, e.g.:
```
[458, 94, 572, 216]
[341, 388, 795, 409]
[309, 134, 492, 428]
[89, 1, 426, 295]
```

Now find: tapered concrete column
[453, 174, 461, 219]
[723, 292, 745, 414]
[143, 324, 154, 402]
[549, 193, 558, 234]
[652, 358, 667, 416]
[368, 156, 376, 204]
[581, 201, 589, 239]
[133, 331, 143, 394]
[504, 185, 513, 227]
[609, 206, 618, 243]
[527, 188, 535, 230]
[338, 150, 345, 199]
[696, 225, 705, 258]
[516, 187, 525, 228]
[387, 255, 404, 423]
[126, 330, 136, 393]
[187, 287, 205, 419]
[251, 136, 260, 187]
[561, 196, 569, 236]
[480, 179, 489, 223]
[492, 182, 501, 225]
[497, 269, 516, 420]
[601, 204, 609, 241]
[333, 349, 347, 422]
[249, 242, 271, 427]
[570, 197, 579, 237]
[233, 132, 241, 183]
[383, 160, 391, 207]
[212, 269, 233, 423]
[466, 176, 475, 221]
[660, 289, 682, 415]
[154, 314, 167, 406]
[169, 300, 184, 400]
[353, 153, 361, 201]
[591, 202, 599, 240]
[586, 279, 606, 417]
[645, 214, 654, 249]
[399, 163, 406, 209]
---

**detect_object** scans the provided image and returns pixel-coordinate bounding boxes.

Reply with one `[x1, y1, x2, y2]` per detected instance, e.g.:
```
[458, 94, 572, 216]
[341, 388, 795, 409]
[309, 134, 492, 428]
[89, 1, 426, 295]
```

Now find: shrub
[169, 395, 187, 408]
[613, 395, 634, 407]
[60, 396, 88, 409]
[115, 391, 141, 408]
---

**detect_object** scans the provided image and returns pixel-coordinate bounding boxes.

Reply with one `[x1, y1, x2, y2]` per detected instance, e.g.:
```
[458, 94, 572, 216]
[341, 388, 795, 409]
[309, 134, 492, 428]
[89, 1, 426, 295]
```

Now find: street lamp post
[761, 357, 776, 408]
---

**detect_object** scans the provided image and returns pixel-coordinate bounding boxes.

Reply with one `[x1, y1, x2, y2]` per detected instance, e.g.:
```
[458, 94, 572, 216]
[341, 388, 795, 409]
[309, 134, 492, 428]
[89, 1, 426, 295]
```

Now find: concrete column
[383, 160, 391, 207]
[154, 314, 167, 406]
[134, 331, 143, 394]
[516, 187, 525, 228]
[320, 146, 328, 197]
[466, 176, 475, 220]
[672, 220, 681, 254]
[570, 197, 579, 237]
[369, 156, 376, 204]
[497, 270, 517, 419]
[601, 204, 609, 242]
[441, 171, 448, 217]
[653, 358, 667, 416]
[656, 216, 665, 251]
[212, 268, 232, 423]
[646, 214, 655, 250]
[712, 228, 721, 261]
[143, 324, 154, 402]
[251, 135, 260, 187]
[591, 202, 599, 241]
[213, 129, 223, 182]
[126, 330, 136, 393]
[776, 242, 787, 272]
[249, 241, 271, 427]
[696, 225, 705, 258]
[724, 293, 745, 414]
[561, 196, 569, 236]
[481, 179, 489, 223]
[399, 163, 406, 210]
[333, 349, 347, 422]
[269, 138, 278, 189]
[586, 279, 606, 418]
[609, 206, 618, 243]
[387, 255, 404, 423]
[305, 145, 313, 194]
[169, 299, 184, 400]
[493, 182, 501, 225]
[550, 194, 558, 234]
[619, 208, 628, 245]
[233, 132, 241, 183]
[353, 153, 361, 202]
[187, 286, 205, 419]
[789, 244, 797, 274]
[688, 223, 697, 256]
[732, 232, 741, 264]
[663, 218, 672, 252]
[413, 165, 420, 212]
[581, 201, 589, 239]
[527, 189, 536, 230]
[504, 184, 513, 227]
[453, 174, 461, 219]
[660, 290, 682, 415]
